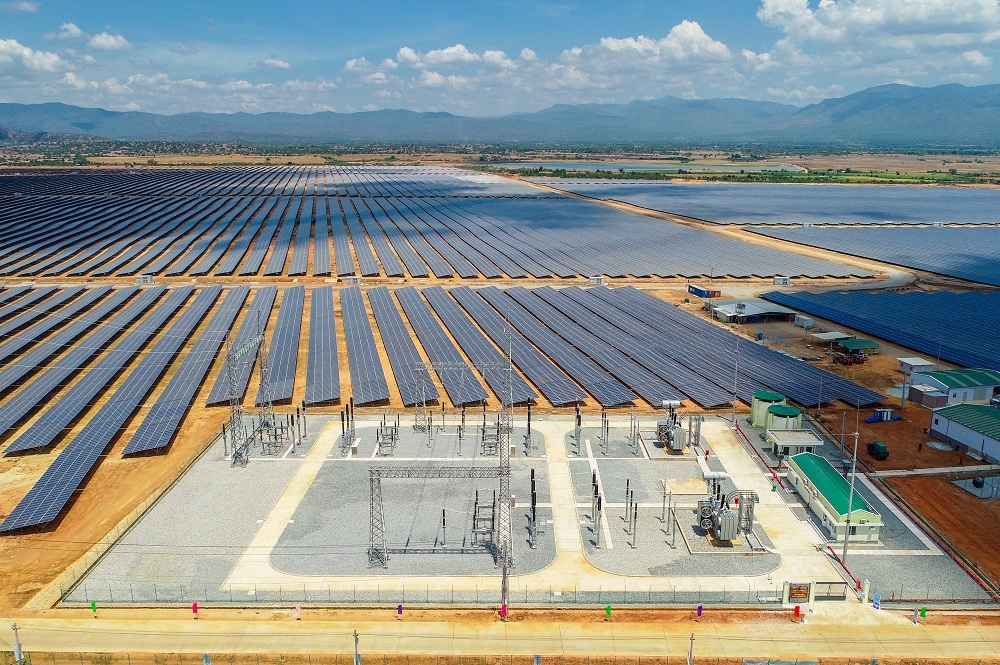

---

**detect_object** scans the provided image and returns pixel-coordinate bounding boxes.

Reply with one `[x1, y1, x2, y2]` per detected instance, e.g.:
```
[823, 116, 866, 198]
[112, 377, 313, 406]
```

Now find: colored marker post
[501, 604, 507, 619]
[192, 602, 198, 619]
[605, 604, 611, 618]
[91, 600, 97, 618]
[696, 605, 702, 617]
[295, 604, 302, 620]
[397, 604, 403, 620]
[920, 607, 927, 618]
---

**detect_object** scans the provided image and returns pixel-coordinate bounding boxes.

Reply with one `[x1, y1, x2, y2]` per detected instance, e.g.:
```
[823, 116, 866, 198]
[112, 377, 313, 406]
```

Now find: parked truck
[867, 440, 889, 461]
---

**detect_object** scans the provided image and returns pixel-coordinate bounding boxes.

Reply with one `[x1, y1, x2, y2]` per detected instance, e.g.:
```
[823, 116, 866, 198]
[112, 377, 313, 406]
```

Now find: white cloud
[0, 38, 66, 72]
[519, 48, 537, 61]
[344, 57, 371, 72]
[46, 22, 84, 40]
[596, 21, 731, 62]
[423, 43, 480, 66]
[396, 46, 420, 67]
[88, 32, 131, 51]
[1, 1, 39, 12]
[259, 57, 290, 69]
[963, 49, 991, 68]
[483, 50, 516, 69]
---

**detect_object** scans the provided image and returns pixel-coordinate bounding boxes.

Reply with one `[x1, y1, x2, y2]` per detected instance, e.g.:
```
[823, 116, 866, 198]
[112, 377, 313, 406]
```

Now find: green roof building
[930, 403, 1000, 463]
[786, 453, 883, 543]
[912, 368, 1000, 406]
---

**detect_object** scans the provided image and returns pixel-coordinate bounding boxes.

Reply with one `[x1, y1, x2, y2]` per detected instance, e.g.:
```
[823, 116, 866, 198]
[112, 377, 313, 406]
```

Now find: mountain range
[1, 83, 999, 147]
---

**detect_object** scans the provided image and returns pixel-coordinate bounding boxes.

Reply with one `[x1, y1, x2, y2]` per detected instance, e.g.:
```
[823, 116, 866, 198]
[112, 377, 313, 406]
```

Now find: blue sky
[1, 0, 999, 115]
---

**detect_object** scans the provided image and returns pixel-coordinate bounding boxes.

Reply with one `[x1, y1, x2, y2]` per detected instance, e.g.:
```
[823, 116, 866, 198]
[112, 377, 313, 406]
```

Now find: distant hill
[1, 83, 999, 147]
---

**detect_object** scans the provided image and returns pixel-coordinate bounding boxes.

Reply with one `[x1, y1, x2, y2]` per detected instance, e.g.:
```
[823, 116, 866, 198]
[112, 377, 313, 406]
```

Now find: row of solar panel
[762, 290, 1000, 373]
[0, 165, 546, 198]
[0, 191, 871, 281]
[749, 226, 1000, 287]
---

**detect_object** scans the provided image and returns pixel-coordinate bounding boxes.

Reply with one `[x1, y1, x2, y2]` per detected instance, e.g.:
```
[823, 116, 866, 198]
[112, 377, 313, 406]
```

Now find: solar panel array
[0, 286, 113, 367]
[367, 286, 437, 407]
[205, 286, 278, 406]
[304, 287, 341, 405]
[422, 286, 537, 405]
[340, 286, 391, 405]
[394, 286, 489, 406]
[256, 285, 304, 405]
[529, 179, 1000, 226]
[749, 225, 1000, 287]
[0, 167, 870, 281]
[763, 290, 1000, 372]
[125, 286, 250, 455]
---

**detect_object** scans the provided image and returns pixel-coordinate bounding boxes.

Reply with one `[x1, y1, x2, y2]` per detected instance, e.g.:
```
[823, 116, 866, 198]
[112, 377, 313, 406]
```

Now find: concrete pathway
[871, 464, 1000, 477]
[8, 610, 999, 659]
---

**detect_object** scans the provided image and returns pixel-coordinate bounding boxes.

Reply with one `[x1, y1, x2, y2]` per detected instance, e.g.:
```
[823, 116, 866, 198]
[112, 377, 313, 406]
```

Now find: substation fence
[61, 583, 785, 607]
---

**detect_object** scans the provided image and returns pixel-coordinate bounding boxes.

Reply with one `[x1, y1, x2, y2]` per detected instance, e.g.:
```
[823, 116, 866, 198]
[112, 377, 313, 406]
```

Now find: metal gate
[813, 581, 849, 601]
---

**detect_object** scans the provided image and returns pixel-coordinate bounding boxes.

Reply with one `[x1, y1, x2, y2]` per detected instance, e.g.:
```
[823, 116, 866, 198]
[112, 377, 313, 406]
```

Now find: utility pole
[12, 623, 23, 664]
[842, 431, 860, 565]
[687, 632, 695, 665]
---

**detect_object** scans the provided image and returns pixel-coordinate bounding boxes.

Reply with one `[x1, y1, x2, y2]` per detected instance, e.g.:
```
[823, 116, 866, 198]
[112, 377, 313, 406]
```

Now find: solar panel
[0, 287, 164, 440]
[0, 288, 217, 530]
[288, 197, 313, 276]
[238, 198, 289, 275]
[205, 197, 275, 275]
[205, 286, 278, 405]
[449, 286, 586, 406]
[3, 287, 195, 455]
[340, 286, 390, 405]
[394, 286, 488, 406]
[311, 198, 332, 277]
[550, 286, 734, 408]
[367, 286, 438, 407]
[264, 196, 303, 275]
[0, 287, 84, 341]
[255, 286, 304, 404]
[352, 199, 411, 277]
[0, 286, 112, 366]
[304, 286, 341, 405]
[422, 286, 536, 404]
[340, 199, 382, 276]
[0, 286, 30, 309]
[168, 197, 259, 276]
[0, 286, 60, 328]
[125, 286, 250, 455]
[504, 287, 684, 406]
[475, 286, 635, 407]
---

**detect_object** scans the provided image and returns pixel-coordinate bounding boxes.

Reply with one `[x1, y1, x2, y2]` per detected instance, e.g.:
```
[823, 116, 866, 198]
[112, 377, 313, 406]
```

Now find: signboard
[872, 593, 881, 610]
[788, 583, 810, 602]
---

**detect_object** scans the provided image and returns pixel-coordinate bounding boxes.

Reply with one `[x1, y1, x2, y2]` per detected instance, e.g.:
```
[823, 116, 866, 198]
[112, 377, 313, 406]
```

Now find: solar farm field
[530, 178, 1000, 226]
[748, 225, 1000, 287]
[0, 165, 901, 612]
[0, 167, 872, 280]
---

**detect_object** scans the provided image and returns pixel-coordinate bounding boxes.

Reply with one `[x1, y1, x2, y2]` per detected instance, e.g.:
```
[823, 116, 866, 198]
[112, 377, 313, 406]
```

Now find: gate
[813, 581, 849, 601]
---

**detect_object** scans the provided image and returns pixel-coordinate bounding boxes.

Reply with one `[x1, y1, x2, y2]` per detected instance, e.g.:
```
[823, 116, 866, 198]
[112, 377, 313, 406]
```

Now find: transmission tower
[413, 367, 428, 432]
[255, 313, 283, 453]
[497, 324, 514, 610]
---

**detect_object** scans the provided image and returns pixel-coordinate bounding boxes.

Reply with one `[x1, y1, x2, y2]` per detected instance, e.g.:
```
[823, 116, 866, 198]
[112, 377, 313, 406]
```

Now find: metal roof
[839, 338, 880, 351]
[920, 368, 1000, 389]
[789, 452, 876, 516]
[934, 403, 1000, 441]
[812, 331, 854, 341]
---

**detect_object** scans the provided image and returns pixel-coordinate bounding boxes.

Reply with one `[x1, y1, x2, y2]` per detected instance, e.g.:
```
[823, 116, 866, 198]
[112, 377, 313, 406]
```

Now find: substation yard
[0, 165, 996, 622]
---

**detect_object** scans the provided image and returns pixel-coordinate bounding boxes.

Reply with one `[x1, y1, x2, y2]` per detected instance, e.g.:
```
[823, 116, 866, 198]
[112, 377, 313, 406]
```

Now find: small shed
[930, 403, 1000, 463]
[908, 384, 949, 409]
[786, 453, 883, 542]
[898, 357, 934, 375]
[837, 338, 880, 354]
[811, 331, 854, 343]
[767, 429, 824, 457]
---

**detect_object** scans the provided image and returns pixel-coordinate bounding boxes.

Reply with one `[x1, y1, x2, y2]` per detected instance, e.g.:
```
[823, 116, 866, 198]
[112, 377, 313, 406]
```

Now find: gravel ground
[66, 415, 331, 605]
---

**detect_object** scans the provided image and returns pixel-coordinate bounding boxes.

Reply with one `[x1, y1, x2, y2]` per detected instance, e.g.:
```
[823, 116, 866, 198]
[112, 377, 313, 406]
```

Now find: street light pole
[732, 335, 740, 424]
[842, 431, 860, 565]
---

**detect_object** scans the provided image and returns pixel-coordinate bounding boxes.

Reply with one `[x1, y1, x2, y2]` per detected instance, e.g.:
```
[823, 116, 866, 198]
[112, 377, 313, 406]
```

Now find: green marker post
[605, 604, 611, 617]
[91, 600, 97, 618]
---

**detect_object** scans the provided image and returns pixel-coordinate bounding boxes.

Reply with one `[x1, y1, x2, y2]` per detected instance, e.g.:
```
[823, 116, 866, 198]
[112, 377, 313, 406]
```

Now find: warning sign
[789, 583, 810, 601]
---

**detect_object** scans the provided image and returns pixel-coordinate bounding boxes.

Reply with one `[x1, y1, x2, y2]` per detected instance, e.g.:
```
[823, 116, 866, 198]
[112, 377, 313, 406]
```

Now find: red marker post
[192, 602, 199, 619]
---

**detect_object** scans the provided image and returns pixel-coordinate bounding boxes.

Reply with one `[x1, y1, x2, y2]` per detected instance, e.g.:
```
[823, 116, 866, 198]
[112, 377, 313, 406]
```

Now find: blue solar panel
[340, 286, 390, 405]
[0, 287, 112, 366]
[205, 286, 278, 405]
[763, 290, 1000, 373]
[552, 286, 734, 408]
[394, 286, 488, 406]
[504, 286, 684, 406]
[264, 196, 304, 275]
[255, 286, 304, 404]
[3, 287, 195, 455]
[311, 198, 332, 277]
[368, 286, 438, 407]
[355, 199, 419, 277]
[750, 226, 1000, 287]
[167, 198, 258, 276]
[476, 286, 635, 407]
[422, 286, 536, 405]
[201, 197, 273, 276]
[0, 287, 84, 341]
[0, 287, 163, 440]
[288, 197, 313, 277]
[340, 199, 382, 276]
[304, 286, 341, 405]
[125, 286, 250, 455]
[449, 286, 586, 406]
[238, 198, 289, 276]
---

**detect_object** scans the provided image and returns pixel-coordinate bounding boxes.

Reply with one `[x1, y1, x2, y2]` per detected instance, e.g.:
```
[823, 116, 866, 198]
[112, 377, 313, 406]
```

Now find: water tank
[766, 404, 802, 431]
[751, 391, 786, 427]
